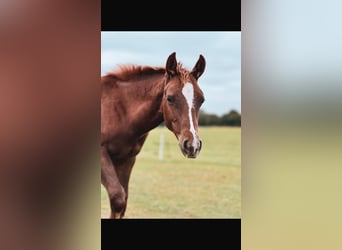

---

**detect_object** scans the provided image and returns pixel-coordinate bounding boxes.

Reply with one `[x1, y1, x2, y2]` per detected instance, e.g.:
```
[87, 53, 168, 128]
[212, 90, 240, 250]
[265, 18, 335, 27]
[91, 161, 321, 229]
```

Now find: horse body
[101, 52, 205, 218]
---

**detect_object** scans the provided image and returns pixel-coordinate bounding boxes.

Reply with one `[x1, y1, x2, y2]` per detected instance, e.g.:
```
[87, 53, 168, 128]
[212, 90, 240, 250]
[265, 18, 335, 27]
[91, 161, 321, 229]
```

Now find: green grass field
[101, 126, 241, 218]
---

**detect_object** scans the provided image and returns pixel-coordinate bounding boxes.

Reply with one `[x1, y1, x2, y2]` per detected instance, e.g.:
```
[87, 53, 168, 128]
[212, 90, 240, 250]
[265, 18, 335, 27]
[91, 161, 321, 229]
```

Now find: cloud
[101, 49, 159, 75]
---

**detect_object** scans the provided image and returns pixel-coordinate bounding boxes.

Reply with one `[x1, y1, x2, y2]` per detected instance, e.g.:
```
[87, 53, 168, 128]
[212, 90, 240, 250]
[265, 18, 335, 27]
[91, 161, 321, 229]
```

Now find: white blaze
[181, 82, 199, 148]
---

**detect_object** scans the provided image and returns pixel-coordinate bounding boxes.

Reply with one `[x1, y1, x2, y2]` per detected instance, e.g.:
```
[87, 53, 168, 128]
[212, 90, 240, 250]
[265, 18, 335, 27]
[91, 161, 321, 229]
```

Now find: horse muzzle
[180, 138, 202, 158]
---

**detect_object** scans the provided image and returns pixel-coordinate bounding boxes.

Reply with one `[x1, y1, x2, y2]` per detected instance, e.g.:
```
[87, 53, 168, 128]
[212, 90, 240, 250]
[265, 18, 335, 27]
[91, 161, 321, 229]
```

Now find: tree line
[198, 109, 241, 126]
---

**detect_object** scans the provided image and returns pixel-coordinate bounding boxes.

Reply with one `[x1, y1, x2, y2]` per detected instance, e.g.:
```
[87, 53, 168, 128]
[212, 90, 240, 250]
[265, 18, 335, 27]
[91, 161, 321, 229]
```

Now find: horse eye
[167, 95, 175, 103]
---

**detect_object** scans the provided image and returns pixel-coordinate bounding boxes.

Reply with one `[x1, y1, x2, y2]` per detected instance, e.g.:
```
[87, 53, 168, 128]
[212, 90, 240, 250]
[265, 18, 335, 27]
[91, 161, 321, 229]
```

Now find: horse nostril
[199, 140, 202, 151]
[183, 140, 189, 150]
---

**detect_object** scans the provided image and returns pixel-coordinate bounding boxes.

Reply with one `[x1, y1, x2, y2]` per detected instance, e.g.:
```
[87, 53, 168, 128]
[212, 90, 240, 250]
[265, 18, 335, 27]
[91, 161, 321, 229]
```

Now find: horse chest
[106, 133, 148, 160]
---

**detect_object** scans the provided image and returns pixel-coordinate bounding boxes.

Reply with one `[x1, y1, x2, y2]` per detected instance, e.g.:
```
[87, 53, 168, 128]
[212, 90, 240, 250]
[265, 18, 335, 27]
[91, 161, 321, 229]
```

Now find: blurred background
[243, 0, 342, 249]
[0, 0, 100, 249]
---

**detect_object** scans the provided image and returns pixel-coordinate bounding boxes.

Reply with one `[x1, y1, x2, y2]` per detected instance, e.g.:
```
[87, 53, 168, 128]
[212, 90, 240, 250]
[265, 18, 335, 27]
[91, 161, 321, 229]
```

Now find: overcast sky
[101, 32, 241, 116]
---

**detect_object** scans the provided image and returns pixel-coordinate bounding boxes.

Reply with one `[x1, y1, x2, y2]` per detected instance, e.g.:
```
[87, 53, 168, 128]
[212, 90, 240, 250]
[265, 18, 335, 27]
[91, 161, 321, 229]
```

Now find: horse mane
[104, 65, 166, 81]
[103, 62, 192, 84]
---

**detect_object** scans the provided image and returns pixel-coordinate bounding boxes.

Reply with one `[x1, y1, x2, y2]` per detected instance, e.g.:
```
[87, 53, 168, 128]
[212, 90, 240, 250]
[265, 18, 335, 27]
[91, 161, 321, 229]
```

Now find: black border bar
[101, 0, 241, 31]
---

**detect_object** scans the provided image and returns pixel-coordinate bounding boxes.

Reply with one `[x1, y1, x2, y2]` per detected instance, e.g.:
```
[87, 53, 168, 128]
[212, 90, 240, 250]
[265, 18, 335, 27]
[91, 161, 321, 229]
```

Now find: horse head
[162, 52, 206, 158]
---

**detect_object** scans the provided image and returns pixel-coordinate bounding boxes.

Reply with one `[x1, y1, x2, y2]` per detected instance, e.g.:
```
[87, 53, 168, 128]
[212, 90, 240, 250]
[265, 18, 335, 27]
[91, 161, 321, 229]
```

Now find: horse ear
[191, 54, 206, 80]
[166, 52, 178, 76]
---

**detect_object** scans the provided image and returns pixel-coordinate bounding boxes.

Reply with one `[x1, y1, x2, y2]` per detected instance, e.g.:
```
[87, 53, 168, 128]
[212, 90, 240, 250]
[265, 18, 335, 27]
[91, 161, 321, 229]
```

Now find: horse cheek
[163, 105, 173, 130]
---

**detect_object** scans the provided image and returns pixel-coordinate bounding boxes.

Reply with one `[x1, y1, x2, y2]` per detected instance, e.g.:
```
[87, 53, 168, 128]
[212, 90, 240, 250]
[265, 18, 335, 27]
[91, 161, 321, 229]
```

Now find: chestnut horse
[101, 52, 206, 218]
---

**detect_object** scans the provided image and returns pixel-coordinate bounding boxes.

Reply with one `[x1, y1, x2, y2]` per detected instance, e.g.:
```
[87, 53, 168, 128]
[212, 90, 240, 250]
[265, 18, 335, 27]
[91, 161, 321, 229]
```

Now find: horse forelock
[176, 63, 192, 85]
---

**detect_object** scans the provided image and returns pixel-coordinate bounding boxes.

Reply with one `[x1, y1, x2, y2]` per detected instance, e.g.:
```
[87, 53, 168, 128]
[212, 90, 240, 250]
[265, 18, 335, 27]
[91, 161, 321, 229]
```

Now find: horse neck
[126, 74, 165, 135]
